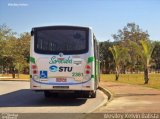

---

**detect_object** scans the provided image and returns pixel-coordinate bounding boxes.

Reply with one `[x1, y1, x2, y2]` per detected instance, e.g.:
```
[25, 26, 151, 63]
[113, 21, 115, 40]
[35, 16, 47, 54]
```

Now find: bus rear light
[32, 65, 37, 69]
[86, 70, 90, 74]
[86, 65, 91, 69]
[33, 70, 37, 74]
[85, 64, 91, 75]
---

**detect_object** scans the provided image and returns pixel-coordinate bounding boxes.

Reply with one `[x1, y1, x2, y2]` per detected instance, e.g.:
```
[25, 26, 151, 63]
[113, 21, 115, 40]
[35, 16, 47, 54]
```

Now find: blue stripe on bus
[32, 78, 91, 85]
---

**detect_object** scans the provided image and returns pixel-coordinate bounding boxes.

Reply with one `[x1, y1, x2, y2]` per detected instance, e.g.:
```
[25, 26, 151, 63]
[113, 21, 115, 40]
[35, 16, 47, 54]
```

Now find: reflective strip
[32, 78, 91, 85]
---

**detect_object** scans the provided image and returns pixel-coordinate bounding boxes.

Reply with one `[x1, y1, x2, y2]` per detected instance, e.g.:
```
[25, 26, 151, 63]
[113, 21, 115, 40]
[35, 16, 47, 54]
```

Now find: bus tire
[82, 91, 90, 98]
[44, 91, 51, 98]
[90, 91, 96, 98]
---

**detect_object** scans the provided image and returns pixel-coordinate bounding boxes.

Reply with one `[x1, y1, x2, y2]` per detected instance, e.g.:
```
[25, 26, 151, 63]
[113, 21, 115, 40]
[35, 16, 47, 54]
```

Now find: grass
[101, 73, 160, 89]
[18, 74, 30, 79]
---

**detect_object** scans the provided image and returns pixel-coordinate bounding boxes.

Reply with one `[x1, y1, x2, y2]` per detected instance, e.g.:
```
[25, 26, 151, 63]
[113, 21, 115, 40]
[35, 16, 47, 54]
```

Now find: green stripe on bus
[30, 57, 35, 64]
[91, 75, 95, 78]
[87, 57, 94, 63]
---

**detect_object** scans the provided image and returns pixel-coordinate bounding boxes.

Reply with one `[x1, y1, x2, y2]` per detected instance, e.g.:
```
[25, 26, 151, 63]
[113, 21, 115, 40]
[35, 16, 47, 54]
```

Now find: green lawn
[101, 73, 160, 89]
[18, 74, 30, 79]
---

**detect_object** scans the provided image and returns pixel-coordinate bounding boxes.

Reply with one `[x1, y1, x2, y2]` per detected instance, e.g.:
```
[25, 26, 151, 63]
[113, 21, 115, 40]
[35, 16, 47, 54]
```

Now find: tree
[126, 40, 144, 73]
[151, 41, 160, 73]
[99, 41, 115, 73]
[16, 32, 30, 75]
[140, 40, 155, 84]
[112, 23, 149, 72]
[0, 24, 17, 77]
[112, 23, 149, 43]
[109, 45, 130, 80]
[0, 24, 30, 78]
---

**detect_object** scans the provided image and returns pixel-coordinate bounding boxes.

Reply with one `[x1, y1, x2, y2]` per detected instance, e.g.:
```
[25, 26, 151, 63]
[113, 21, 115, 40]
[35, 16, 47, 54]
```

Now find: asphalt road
[0, 81, 107, 114]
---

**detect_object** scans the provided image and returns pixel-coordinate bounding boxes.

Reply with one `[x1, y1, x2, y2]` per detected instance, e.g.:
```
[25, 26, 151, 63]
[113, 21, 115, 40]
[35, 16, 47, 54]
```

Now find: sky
[0, 0, 160, 41]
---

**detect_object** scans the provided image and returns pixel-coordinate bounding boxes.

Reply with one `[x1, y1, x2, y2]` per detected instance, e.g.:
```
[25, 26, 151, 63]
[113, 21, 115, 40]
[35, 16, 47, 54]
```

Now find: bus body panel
[30, 26, 99, 94]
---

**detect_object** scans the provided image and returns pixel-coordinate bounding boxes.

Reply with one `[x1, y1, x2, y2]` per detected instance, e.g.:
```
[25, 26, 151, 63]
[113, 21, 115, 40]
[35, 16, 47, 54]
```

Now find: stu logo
[49, 65, 58, 72]
[49, 66, 73, 72]
[59, 67, 73, 72]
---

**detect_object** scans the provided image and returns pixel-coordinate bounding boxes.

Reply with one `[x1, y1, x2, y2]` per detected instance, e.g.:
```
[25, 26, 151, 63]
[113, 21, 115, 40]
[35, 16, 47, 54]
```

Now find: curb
[87, 86, 113, 113]
[87, 88, 108, 113]
[98, 86, 114, 102]
[83, 86, 114, 118]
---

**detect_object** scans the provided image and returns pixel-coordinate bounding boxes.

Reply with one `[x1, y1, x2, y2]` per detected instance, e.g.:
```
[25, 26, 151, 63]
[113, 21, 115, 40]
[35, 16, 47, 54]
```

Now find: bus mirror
[31, 30, 34, 36]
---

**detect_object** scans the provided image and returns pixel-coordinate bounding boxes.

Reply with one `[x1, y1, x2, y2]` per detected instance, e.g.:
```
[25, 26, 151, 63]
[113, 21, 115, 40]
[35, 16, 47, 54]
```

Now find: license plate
[56, 78, 67, 82]
[53, 86, 69, 89]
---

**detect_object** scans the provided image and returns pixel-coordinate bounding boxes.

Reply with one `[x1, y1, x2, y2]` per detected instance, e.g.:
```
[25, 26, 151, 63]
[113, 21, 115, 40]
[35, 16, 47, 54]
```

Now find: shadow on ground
[0, 89, 87, 107]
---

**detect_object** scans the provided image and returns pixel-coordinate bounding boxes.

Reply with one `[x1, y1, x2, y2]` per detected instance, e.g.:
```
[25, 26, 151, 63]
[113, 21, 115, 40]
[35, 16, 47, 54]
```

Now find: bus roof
[32, 25, 92, 30]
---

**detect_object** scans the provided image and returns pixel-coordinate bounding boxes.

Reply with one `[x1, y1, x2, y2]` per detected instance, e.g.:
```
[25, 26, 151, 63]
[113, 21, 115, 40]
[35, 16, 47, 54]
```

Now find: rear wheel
[83, 91, 90, 98]
[44, 91, 51, 98]
[44, 91, 58, 98]
[82, 91, 96, 98]
[90, 90, 96, 98]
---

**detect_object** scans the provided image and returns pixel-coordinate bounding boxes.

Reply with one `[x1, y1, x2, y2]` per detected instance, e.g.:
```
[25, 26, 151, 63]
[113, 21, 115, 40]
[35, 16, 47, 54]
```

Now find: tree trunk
[115, 67, 119, 81]
[17, 64, 20, 78]
[115, 73, 119, 81]
[122, 65, 126, 74]
[12, 67, 16, 79]
[144, 68, 149, 84]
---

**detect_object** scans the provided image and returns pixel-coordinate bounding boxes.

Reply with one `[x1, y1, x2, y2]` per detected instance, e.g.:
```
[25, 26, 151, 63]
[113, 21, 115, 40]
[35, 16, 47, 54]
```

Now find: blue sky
[0, 0, 160, 41]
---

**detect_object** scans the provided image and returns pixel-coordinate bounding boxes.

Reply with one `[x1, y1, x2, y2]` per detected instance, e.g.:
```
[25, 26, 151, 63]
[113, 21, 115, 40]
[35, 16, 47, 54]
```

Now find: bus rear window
[34, 27, 89, 54]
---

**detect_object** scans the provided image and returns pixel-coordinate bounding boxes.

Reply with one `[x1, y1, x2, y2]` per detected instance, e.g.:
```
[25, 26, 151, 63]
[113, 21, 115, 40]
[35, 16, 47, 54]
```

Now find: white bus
[30, 25, 100, 98]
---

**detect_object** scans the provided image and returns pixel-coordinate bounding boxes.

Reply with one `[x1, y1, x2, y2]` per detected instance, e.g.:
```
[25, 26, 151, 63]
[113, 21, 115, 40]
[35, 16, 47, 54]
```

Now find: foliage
[151, 41, 160, 72]
[139, 40, 155, 84]
[99, 41, 115, 73]
[112, 23, 150, 73]
[0, 24, 30, 77]
[112, 22, 149, 43]
[140, 40, 155, 67]
[109, 45, 129, 80]
[103, 22, 157, 84]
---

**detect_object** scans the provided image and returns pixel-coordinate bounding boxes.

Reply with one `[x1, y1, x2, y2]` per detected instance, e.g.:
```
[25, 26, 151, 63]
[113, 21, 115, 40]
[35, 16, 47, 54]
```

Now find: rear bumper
[30, 78, 95, 91]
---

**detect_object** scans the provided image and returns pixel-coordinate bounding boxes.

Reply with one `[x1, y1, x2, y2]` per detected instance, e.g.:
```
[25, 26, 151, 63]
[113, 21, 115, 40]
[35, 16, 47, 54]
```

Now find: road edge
[87, 86, 113, 113]
[98, 86, 114, 102]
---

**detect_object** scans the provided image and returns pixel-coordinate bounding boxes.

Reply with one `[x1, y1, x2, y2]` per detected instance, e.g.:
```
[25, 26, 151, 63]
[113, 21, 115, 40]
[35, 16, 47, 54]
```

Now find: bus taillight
[31, 65, 38, 74]
[86, 65, 91, 69]
[32, 65, 37, 69]
[85, 70, 90, 74]
[33, 70, 37, 74]
[85, 65, 91, 74]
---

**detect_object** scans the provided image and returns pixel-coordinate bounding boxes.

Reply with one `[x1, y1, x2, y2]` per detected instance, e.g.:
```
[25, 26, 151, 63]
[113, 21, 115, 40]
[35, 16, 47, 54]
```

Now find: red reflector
[32, 65, 37, 69]
[86, 65, 91, 69]
[86, 70, 90, 74]
[33, 70, 37, 74]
